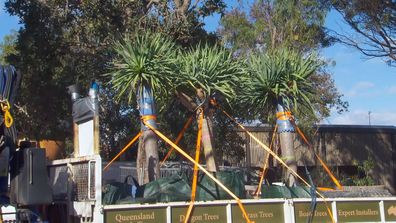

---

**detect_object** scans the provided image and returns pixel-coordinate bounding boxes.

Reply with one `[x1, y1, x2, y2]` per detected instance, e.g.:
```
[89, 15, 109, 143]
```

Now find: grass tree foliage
[175, 44, 245, 172]
[110, 34, 176, 103]
[241, 48, 322, 186]
[108, 33, 176, 183]
[109, 37, 245, 177]
[244, 49, 321, 114]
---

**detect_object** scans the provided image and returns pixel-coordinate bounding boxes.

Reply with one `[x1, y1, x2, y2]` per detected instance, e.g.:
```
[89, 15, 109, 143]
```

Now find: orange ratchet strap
[276, 111, 292, 120]
[212, 102, 335, 223]
[141, 115, 157, 122]
[184, 110, 203, 223]
[255, 124, 278, 196]
[292, 120, 343, 190]
[142, 119, 254, 223]
[103, 131, 142, 171]
[275, 109, 342, 190]
[160, 115, 194, 167]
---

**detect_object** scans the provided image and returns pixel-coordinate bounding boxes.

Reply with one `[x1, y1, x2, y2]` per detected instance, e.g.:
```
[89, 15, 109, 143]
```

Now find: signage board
[384, 201, 396, 221]
[231, 202, 284, 223]
[171, 205, 227, 223]
[336, 201, 381, 222]
[294, 202, 333, 223]
[104, 207, 166, 223]
[102, 199, 396, 223]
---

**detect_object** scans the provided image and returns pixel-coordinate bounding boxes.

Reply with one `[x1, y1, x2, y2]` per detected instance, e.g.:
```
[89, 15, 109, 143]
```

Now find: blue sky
[1, 1, 395, 126]
[322, 12, 396, 126]
[0, 0, 19, 39]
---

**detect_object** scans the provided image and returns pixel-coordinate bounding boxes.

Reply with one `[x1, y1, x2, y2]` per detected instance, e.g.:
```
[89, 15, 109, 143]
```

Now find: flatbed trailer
[47, 156, 396, 223]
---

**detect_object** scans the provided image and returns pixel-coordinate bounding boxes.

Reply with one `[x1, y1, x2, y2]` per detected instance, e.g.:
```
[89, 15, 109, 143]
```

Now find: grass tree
[242, 49, 321, 186]
[175, 44, 245, 172]
[108, 33, 176, 184]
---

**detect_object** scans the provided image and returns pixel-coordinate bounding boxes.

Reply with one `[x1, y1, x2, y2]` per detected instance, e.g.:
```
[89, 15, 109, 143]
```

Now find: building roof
[240, 123, 396, 134]
[317, 124, 396, 134]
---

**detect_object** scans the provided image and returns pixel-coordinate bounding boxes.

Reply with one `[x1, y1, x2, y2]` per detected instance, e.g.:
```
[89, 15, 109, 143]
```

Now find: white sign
[78, 120, 94, 156]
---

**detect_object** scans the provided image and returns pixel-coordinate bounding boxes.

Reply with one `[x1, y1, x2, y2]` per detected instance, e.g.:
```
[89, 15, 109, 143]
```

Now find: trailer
[1, 77, 394, 222]
[45, 155, 396, 223]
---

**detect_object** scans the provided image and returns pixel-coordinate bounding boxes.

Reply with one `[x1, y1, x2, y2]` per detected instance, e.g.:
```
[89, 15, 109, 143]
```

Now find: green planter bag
[196, 170, 246, 201]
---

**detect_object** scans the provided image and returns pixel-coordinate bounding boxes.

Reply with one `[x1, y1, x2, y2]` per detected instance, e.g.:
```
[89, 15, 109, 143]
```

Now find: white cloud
[346, 81, 375, 97]
[355, 82, 375, 88]
[328, 110, 396, 126]
[387, 86, 396, 94]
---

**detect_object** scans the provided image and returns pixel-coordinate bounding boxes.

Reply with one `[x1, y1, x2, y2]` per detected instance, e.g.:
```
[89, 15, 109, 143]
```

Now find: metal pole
[67, 85, 80, 157]
[368, 111, 372, 125]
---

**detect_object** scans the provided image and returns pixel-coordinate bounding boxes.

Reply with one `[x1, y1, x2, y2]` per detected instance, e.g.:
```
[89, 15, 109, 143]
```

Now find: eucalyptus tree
[241, 49, 321, 186]
[0, 31, 18, 66]
[331, 0, 396, 66]
[108, 33, 176, 183]
[220, 0, 332, 54]
[175, 44, 245, 172]
[219, 0, 347, 124]
[5, 0, 224, 149]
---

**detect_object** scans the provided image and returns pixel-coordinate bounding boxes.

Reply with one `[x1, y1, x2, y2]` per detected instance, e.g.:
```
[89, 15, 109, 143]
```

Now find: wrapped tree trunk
[276, 102, 296, 187]
[137, 84, 160, 184]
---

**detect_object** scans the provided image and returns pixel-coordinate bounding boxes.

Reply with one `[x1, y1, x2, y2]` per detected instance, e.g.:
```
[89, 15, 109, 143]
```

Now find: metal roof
[239, 123, 396, 134]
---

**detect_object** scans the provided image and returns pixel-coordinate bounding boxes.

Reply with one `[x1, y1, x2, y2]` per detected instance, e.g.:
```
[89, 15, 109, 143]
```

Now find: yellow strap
[221, 108, 310, 185]
[1, 100, 13, 128]
[276, 111, 292, 120]
[255, 124, 278, 196]
[142, 120, 254, 223]
[276, 108, 342, 190]
[315, 153, 343, 189]
[317, 187, 336, 191]
[213, 104, 335, 223]
[292, 121, 343, 190]
[3, 110, 13, 128]
[160, 115, 193, 167]
[276, 109, 341, 189]
[103, 131, 142, 171]
[141, 115, 157, 122]
[184, 110, 203, 223]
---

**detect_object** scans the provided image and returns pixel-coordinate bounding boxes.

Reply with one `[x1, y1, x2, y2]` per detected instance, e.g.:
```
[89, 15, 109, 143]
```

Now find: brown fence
[237, 125, 396, 194]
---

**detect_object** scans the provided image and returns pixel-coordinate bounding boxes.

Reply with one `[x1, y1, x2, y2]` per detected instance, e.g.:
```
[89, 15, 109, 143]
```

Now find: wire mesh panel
[119, 166, 138, 183]
[118, 166, 181, 183]
[160, 167, 180, 178]
[104, 162, 248, 184]
[72, 161, 95, 201]
[48, 157, 98, 202]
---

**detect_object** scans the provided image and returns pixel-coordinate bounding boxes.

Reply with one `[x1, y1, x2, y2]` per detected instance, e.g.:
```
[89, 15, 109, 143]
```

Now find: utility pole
[368, 111, 371, 126]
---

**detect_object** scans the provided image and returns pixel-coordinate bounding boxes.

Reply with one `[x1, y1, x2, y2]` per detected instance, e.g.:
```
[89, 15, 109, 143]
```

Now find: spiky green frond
[242, 48, 322, 116]
[107, 33, 177, 103]
[176, 44, 245, 101]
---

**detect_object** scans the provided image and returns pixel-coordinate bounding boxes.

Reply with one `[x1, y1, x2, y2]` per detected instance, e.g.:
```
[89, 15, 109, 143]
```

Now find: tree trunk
[276, 102, 296, 187]
[136, 137, 146, 185]
[143, 130, 159, 182]
[176, 90, 217, 172]
[279, 132, 296, 186]
[200, 109, 217, 172]
[137, 84, 160, 184]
